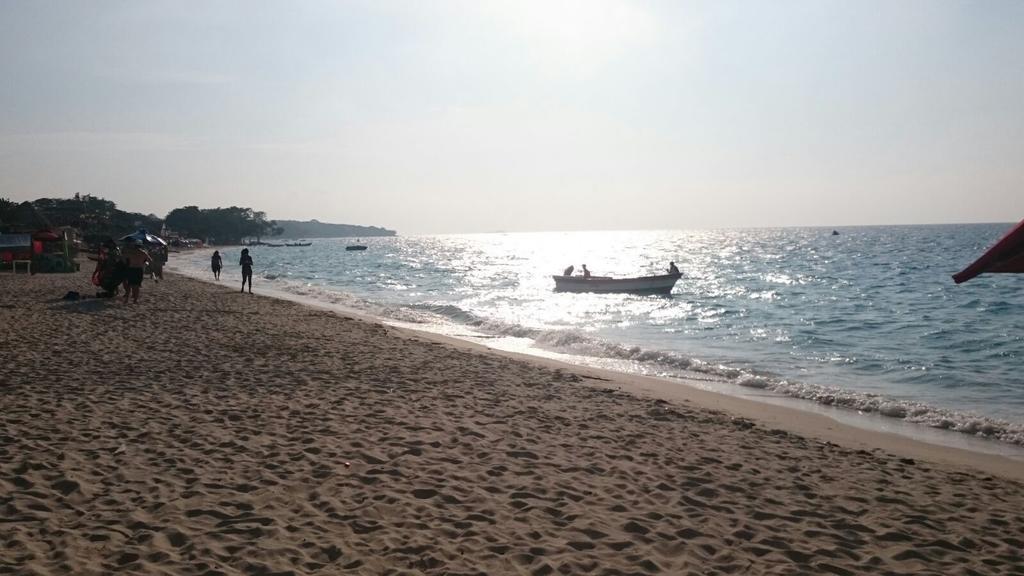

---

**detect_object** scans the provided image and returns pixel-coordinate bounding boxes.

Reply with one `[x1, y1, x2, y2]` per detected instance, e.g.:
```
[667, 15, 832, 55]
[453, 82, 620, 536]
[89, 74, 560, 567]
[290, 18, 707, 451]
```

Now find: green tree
[165, 206, 209, 239]
[0, 197, 16, 230]
[165, 205, 281, 244]
[28, 196, 161, 243]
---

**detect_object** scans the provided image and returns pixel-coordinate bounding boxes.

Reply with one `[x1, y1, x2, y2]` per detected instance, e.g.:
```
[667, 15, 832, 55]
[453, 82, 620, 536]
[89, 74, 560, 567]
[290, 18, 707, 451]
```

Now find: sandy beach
[2, 267, 1023, 576]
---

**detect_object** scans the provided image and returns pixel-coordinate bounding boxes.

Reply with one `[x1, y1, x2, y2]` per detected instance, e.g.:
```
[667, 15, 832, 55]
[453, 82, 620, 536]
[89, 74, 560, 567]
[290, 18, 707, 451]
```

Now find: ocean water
[168, 225, 1024, 449]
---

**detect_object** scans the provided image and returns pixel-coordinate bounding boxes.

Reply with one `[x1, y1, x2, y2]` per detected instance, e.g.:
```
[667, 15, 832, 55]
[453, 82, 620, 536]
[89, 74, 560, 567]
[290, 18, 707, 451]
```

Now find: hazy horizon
[2, 0, 1022, 235]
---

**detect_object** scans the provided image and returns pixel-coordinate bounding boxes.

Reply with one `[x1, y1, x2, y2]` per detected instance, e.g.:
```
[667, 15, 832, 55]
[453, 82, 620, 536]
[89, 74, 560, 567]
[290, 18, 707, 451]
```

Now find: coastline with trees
[0, 195, 397, 247]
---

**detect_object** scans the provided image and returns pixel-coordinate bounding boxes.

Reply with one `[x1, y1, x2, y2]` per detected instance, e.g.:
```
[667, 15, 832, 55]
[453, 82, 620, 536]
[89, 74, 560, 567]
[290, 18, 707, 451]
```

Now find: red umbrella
[953, 219, 1024, 284]
[32, 229, 61, 241]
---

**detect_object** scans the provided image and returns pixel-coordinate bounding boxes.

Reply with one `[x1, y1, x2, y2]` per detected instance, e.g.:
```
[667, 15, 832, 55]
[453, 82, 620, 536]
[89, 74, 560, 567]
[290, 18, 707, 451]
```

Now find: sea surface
[169, 225, 1024, 451]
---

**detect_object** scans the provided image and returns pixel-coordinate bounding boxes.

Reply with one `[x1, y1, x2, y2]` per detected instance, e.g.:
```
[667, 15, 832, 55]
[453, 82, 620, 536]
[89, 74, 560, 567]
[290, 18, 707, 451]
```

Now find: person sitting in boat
[582, 264, 591, 278]
[668, 261, 680, 275]
[563, 265, 574, 276]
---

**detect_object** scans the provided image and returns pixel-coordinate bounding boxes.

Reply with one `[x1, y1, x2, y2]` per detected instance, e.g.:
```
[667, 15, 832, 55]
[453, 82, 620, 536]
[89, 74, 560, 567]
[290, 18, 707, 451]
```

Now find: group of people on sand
[93, 241, 256, 302]
[561, 261, 679, 278]
[210, 249, 254, 294]
[91, 238, 168, 303]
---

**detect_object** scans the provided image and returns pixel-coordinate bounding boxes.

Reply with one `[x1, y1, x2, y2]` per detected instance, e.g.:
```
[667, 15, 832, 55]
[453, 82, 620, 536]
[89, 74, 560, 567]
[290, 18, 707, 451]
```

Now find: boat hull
[552, 273, 681, 295]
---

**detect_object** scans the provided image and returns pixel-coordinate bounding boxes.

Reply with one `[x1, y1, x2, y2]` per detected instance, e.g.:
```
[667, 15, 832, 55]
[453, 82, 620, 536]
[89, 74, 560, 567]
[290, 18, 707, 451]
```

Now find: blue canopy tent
[120, 229, 168, 247]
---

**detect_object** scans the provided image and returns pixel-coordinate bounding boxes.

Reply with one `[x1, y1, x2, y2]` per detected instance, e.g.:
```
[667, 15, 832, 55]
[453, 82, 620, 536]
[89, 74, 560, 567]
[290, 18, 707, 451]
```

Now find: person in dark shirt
[240, 249, 253, 293]
[211, 250, 223, 280]
[582, 264, 591, 278]
[668, 261, 680, 275]
[563, 264, 574, 276]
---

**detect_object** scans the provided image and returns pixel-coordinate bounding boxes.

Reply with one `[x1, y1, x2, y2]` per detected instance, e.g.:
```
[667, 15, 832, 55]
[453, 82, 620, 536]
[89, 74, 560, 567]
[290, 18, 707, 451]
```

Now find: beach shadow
[144, 307, 257, 315]
[210, 290, 258, 298]
[53, 299, 260, 316]
[143, 307, 325, 318]
[52, 297, 121, 314]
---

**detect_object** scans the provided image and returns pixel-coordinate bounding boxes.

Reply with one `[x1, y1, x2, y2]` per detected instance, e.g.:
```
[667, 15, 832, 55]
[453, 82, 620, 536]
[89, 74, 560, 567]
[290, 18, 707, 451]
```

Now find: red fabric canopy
[31, 229, 60, 241]
[953, 219, 1024, 284]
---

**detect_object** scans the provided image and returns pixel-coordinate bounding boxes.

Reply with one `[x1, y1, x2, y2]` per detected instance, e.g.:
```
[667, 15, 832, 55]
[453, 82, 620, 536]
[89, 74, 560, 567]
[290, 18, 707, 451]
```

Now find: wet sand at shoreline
[2, 268, 1023, 575]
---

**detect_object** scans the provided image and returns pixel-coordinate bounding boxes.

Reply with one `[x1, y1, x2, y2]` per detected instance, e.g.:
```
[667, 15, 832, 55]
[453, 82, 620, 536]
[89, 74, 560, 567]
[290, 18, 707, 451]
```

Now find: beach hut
[0, 233, 33, 272]
[953, 219, 1024, 283]
[31, 229, 79, 273]
[0, 229, 78, 273]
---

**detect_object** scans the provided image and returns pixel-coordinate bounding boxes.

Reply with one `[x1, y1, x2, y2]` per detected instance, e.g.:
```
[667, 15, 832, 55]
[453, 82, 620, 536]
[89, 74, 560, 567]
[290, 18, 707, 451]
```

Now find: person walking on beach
[211, 250, 223, 280]
[148, 245, 167, 282]
[239, 248, 253, 293]
[122, 240, 152, 303]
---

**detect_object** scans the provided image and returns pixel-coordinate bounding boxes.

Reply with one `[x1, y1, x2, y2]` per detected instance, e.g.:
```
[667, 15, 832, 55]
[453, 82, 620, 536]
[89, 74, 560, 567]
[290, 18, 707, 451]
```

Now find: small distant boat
[345, 245, 367, 251]
[831, 230, 840, 236]
[285, 242, 312, 247]
[552, 273, 682, 295]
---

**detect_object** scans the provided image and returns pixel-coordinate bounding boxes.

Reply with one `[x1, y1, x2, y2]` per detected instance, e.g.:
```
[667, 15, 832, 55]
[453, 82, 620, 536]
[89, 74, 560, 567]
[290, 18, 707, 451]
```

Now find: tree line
[164, 206, 282, 244]
[0, 195, 282, 246]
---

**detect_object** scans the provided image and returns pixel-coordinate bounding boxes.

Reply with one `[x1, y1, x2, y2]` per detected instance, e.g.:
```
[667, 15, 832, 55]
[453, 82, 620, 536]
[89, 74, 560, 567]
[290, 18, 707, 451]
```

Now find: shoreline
[4, 266, 1023, 575]
[169, 257, 1024, 471]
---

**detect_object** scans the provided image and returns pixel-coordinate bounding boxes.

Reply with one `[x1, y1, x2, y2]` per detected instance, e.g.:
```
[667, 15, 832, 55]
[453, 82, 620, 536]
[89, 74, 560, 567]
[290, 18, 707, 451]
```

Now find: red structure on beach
[953, 219, 1024, 283]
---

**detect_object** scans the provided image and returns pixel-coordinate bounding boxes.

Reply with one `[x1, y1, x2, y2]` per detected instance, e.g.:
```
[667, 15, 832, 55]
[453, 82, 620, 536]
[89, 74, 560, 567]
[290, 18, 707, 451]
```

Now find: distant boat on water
[552, 272, 682, 295]
[346, 245, 367, 251]
[285, 242, 312, 247]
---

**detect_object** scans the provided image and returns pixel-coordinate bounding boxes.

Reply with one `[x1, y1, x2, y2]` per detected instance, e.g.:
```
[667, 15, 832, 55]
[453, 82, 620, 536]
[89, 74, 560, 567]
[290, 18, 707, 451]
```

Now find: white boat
[552, 272, 682, 295]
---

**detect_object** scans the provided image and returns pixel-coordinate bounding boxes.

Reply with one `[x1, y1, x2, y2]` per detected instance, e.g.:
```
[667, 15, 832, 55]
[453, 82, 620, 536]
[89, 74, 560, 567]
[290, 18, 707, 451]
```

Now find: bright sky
[1, 0, 1022, 234]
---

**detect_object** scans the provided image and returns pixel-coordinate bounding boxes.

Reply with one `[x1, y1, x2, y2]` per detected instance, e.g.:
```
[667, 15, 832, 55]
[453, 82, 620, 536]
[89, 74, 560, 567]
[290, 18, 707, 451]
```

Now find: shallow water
[171, 224, 1024, 447]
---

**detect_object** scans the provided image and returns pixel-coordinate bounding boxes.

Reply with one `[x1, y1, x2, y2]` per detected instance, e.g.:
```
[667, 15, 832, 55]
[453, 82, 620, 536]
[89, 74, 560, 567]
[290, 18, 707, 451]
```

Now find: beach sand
[2, 267, 1023, 575]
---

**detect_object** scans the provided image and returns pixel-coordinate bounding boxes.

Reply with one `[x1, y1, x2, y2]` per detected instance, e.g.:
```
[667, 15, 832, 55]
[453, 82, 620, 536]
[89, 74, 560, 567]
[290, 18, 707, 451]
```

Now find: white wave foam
[168, 255, 1024, 448]
[525, 327, 1024, 447]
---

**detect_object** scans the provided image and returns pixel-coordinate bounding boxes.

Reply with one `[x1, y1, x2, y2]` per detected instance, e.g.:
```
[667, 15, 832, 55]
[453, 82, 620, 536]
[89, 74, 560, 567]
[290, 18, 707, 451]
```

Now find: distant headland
[275, 219, 396, 239]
